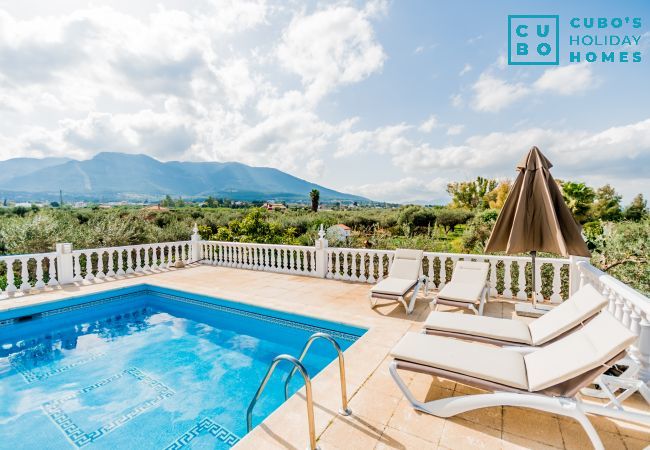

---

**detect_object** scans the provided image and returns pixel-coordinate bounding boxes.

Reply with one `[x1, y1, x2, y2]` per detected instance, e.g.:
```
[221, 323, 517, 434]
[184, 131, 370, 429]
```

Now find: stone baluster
[488, 259, 497, 297]
[437, 257, 446, 289]
[48, 256, 59, 286]
[125, 249, 134, 274]
[342, 251, 350, 280]
[368, 253, 376, 283]
[516, 261, 527, 300]
[34, 257, 45, 289]
[73, 253, 83, 281]
[84, 251, 95, 280]
[5, 259, 17, 293]
[116, 250, 125, 276]
[503, 260, 513, 299]
[95, 251, 106, 279]
[143, 246, 151, 271]
[107, 251, 116, 277]
[550, 262, 562, 302]
[20, 258, 31, 292]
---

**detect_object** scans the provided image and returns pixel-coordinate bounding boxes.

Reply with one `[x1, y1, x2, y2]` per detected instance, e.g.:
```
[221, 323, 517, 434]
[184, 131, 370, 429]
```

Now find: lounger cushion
[528, 284, 608, 346]
[450, 261, 489, 284]
[525, 312, 636, 392]
[371, 278, 417, 297]
[436, 282, 484, 304]
[424, 311, 533, 345]
[389, 249, 424, 280]
[391, 332, 529, 390]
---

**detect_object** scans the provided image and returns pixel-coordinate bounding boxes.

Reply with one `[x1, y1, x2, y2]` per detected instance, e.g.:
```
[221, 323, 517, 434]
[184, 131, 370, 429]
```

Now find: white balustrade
[575, 260, 650, 380]
[0, 253, 58, 296]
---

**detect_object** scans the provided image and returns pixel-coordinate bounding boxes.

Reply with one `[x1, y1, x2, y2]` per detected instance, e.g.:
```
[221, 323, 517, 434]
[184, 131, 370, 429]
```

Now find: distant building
[263, 202, 287, 211]
[327, 224, 351, 241]
[144, 205, 170, 212]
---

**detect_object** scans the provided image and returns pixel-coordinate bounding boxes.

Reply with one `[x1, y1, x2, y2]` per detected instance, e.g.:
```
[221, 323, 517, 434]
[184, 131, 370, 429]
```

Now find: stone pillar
[568, 255, 590, 295]
[315, 224, 329, 278]
[191, 223, 202, 263]
[56, 243, 75, 285]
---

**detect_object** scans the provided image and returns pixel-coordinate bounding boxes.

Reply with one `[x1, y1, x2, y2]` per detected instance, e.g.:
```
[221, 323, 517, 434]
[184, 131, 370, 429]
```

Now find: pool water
[0, 285, 364, 449]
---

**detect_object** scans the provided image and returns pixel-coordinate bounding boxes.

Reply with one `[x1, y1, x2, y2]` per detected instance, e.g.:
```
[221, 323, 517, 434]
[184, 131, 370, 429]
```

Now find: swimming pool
[0, 285, 365, 449]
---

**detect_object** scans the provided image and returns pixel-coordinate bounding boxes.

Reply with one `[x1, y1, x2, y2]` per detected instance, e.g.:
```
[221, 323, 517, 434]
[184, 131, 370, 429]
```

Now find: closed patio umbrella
[485, 146, 590, 315]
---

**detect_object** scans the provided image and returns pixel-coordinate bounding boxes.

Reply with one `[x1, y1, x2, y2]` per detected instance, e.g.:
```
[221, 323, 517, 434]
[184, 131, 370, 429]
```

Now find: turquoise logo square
[508, 15, 559, 65]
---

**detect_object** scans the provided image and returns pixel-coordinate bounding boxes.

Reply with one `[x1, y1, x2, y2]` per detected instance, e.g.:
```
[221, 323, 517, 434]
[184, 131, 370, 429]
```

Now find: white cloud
[450, 93, 463, 108]
[418, 115, 438, 132]
[446, 124, 464, 136]
[459, 63, 472, 76]
[471, 63, 598, 112]
[533, 63, 598, 95]
[471, 73, 530, 112]
[346, 177, 448, 204]
[276, 4, 385, 101]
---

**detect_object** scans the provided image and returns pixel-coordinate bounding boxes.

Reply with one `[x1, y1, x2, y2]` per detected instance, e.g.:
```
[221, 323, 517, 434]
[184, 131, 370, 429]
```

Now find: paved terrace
[1, 265, 649, 450]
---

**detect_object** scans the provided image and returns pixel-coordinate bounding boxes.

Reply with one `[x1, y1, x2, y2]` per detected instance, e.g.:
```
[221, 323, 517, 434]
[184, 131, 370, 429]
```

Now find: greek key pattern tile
[164, 418, 241, 449]
[42, 367, 174, 447]
[153, 290, 360, 342]
[10, 351, 106, 384]
[39, 291, 146, 318]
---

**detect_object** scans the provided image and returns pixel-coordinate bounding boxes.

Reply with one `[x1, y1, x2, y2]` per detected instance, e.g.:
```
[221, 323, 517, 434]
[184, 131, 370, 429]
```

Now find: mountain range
[0, 153, 368, 203]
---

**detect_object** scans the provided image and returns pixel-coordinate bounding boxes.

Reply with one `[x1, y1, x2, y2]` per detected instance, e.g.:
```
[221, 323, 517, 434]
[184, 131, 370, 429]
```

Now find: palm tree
[310, 189, 320, 212]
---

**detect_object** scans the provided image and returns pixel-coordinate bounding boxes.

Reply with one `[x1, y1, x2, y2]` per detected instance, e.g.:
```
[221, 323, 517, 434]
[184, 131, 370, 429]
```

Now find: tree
[624, 194, 648, 221]
[447, 177, 498, 210]
[50, 201, 60, 208]
[484, 181, 511, 210]
[592, 184, 622, 221]
[397, 206, 437, 231]
[310, 189, 320, 212]
[436, 208, 474, 234]
[205, 196, 218, 208]
[559, 181, 595, 223]
[462, 209, 499, 252]
[160, 195, 174, 207]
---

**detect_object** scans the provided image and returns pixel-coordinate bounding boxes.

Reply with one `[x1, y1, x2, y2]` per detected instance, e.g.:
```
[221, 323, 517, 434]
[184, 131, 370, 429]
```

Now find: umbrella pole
[531, 250, 537, 308]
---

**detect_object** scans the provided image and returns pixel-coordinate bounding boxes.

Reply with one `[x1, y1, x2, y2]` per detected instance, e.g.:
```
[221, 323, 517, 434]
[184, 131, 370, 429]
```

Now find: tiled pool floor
[2, 265, 649, 449]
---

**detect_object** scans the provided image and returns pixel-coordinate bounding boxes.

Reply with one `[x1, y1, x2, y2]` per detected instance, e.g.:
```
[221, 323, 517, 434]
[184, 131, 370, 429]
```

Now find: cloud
[533, 63, 598, 95]
[346, 177, 448, 204]
[446, 124, 464, 136]
[276, 4, 386, 101]
[450, 93, 463, 108]
[471, 73, 530, 112]
[470, 63, 598, 112]
[418, 115, 438, 132]
[459, 63, 472, 76]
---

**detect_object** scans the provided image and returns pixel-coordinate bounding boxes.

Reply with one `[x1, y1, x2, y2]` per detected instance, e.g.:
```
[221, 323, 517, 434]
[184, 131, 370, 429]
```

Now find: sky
[0, 0, 649, 204]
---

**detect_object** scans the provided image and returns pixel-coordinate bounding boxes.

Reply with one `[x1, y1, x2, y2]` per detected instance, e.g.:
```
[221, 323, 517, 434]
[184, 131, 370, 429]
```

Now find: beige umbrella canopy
[485, 146, 590, 306]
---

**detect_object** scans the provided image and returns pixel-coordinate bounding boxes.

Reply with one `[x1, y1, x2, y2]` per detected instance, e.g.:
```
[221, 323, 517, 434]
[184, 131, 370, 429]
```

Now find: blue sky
[0, 0, 648, 203]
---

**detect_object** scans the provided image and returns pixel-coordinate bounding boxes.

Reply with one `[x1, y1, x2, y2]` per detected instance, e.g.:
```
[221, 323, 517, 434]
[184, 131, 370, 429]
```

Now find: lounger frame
[369, 275, 428, 315]
[430, 284, 488, 315]
[389, 353, 650, 450]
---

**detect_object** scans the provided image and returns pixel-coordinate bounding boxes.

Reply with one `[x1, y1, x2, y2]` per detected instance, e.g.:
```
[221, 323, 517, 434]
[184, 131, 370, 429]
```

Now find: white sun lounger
[389, 312, 648, 450]
[369, 249, 427, 315]
[430, 260, 489, 315]
[424, 284, 608, 347]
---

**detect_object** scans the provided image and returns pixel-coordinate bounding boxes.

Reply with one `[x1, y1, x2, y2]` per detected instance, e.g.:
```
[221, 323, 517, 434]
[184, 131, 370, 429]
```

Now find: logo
[508, 15, 560, 65]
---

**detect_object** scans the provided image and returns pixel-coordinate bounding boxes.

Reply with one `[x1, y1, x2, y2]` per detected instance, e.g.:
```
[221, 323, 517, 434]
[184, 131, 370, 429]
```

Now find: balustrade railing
[0, 252, 59, 295]
[325, 247, 569, 301]
[0, 241, 191, 296]
[575, 260, 650, 379]
[200, 241, 318, 276]
[1, 232, 648, 379]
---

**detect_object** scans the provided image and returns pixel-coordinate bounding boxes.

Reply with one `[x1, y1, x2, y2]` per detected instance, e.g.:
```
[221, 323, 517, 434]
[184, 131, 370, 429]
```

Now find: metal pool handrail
[284, 332, 352, 416]
[246, 354, 319, 450]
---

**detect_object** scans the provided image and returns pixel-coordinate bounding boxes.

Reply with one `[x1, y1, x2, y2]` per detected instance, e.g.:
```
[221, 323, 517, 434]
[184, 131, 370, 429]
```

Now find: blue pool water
[0, 285, 365, 449]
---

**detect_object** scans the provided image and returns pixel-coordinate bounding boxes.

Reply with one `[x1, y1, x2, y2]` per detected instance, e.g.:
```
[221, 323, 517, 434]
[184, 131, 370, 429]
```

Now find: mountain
[0, 157, 71, 184]
[0, 153, 368, 203]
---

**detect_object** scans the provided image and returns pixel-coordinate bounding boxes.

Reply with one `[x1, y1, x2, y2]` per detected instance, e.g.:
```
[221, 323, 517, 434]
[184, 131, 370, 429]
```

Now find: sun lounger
[430, 260, 489, 315]
[389, 312, 648, 450]
[424, 283, 607, 347]
[369, 249, 427, 314]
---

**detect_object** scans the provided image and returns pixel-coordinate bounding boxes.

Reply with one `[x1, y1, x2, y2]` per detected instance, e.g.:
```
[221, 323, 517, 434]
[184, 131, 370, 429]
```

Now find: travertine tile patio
[2, 265, 648, 449]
